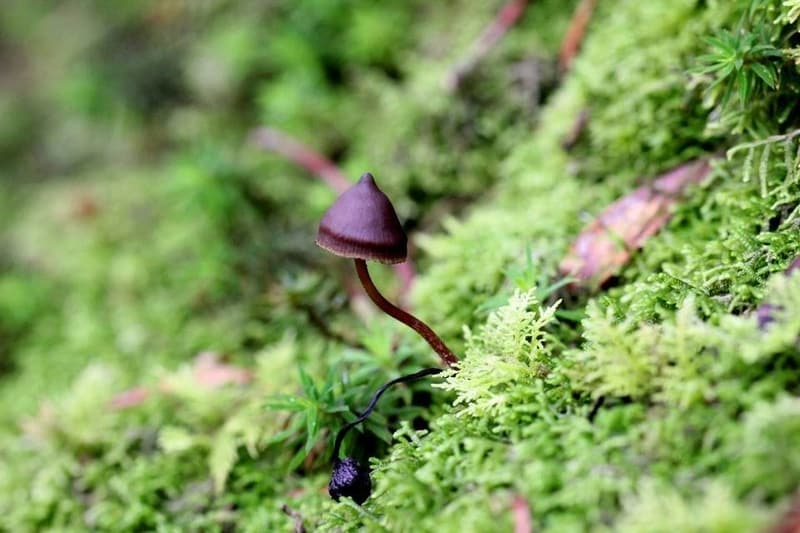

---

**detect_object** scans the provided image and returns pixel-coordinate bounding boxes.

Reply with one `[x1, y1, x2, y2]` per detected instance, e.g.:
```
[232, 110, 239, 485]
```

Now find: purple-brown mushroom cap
[316, 173, 407, 264]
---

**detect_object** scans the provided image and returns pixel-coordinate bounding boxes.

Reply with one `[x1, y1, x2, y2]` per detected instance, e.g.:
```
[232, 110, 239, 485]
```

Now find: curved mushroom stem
[354, 259, 458, 367]
[332, 367, 442, 461]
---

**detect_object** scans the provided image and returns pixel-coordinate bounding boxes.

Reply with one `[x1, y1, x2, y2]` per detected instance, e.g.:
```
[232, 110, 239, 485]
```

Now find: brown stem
[250, 127, 351, 193]
[280, 504, 306, 533]
[354, 259, 458, 367]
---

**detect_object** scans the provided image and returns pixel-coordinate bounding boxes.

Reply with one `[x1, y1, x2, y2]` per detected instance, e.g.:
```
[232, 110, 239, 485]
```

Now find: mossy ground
[2, 1, 800, 531]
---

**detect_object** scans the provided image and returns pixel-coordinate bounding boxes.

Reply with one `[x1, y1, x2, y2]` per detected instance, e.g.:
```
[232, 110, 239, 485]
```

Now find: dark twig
[558, 0, 598, 75]
[251, 127, 351, 193]
[281, 504, 307, 533]
[561, 108, 590, 151]
[587, 395, 605, 422]
[443, 0, 530, 91]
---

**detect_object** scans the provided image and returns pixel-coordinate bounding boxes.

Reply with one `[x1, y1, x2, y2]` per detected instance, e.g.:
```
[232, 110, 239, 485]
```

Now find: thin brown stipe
[354, 259, 458, 367]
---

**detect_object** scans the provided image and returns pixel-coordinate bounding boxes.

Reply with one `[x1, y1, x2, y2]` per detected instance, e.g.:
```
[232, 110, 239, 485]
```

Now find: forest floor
[2, 1, 800, 531]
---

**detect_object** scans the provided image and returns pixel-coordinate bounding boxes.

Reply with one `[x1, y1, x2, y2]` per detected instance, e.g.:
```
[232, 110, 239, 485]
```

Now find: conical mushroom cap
[316, 173, 407, 264]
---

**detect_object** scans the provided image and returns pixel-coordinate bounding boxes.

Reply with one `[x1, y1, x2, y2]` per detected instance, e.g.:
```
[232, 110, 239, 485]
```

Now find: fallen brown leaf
[769, 492, 800, 533]
[109, 386, 151, 410]
[559, 158, 712, 288]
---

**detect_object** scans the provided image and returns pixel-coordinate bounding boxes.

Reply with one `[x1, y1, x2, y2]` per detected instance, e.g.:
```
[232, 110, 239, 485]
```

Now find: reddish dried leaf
[770, 493, 800, 533]
[560, 159, 712, 288]
[109, 386, 151, 410]
[71, 194, 99, 220]
[111, 353, 251, 411]
[193, 351, 252, 388]
[287, 488, 306, 498]
[512, 494, 534, 533]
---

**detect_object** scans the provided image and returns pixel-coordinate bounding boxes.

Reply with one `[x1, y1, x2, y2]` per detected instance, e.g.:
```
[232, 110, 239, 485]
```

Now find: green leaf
[359, 321, 394, 360]
[241, 422, 261, 457]
[555, 309, 587, 322]
[350, 364, 383, 384]
[323, 404, 351, 414]
[264, 427, 296, 445]
[287, 445, 307, 471]
[707, 62, 735, 87]
[750, 63, 777, 89]
[737, 69, 751, 104]
[750, 44, 782, 57]
[304, 405, 319, 453]
[719, 80, 734, 108]
[535, 277, 575, 301]
[364, 419, 393, 445]
[704, 34, 736, 55]
[264, 394, 308, 412]
[298, 366, 318, 401]
[475, 293, 511, 316]
[210, 433, 238, 493]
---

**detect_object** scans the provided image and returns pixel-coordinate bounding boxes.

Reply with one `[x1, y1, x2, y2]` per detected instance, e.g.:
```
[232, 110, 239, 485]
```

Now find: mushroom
[328, 367, 442, 504]
[316, 172, 458, 367]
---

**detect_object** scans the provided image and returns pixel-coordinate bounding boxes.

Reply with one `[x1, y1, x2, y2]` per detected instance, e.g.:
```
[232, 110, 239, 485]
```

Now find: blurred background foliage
[0, 0, 546, 401]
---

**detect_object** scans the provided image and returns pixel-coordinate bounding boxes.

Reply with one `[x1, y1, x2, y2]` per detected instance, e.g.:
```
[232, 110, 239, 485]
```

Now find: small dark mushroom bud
[329, 457, 372, 504]
[316, 173, 458, 367]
